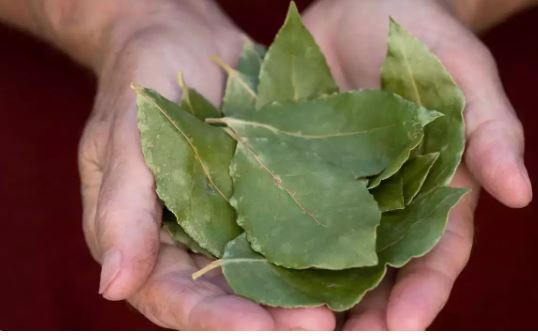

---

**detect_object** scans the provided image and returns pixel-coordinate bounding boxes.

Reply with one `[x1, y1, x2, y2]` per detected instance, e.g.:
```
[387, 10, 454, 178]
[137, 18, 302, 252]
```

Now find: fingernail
[99, 250, 122, 295]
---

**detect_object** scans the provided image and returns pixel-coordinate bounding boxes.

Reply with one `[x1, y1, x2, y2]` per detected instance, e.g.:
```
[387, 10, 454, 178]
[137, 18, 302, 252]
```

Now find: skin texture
[0, 0, 533, 330]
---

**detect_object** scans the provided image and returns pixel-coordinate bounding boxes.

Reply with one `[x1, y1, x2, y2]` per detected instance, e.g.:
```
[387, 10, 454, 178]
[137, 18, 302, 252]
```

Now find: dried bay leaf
[162, 209, 212, 257]
[236, 38, 267, 85]
[215, 234, 386, 312]
[177, 73, 221, 120]
[372, 152, 439, 210]
[135, 86, 241, 257]
[366, 105, 442, 189]
[401, 152, 440, 204]
[214, 40, 266, 119]
[377, 186, 468, 267]
[213, 56, 258, 119]
[382, 19, 465, 192]
[223, 126, 380, 270]
[216, 91, 434, 179]
[256, 2, 338, 109]
[371, 175, 405, 212]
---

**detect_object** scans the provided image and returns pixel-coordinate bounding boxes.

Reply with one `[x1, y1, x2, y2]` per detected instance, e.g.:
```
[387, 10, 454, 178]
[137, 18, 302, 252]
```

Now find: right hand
[78, 0, 336, 330]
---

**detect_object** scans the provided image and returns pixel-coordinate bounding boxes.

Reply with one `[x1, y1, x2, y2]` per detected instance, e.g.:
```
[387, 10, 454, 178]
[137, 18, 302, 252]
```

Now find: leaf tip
[285, 1, 301, 24]
[130, 82, 144, 94]
[388, 16, 401, 29]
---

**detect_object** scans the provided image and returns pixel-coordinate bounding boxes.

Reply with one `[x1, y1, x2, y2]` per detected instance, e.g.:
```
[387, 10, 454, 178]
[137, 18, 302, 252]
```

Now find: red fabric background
[0, 0, 536, 330]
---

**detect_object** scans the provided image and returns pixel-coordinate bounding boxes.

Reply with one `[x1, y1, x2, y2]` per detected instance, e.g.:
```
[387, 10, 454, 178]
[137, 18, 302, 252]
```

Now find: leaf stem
[210, 55, 235, 74]
[192, 260, 224, 280]
[205, 117, 227, 125]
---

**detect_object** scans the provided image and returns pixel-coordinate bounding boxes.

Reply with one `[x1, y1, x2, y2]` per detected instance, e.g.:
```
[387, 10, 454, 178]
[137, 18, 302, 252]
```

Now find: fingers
[385, 168, 478, 330]
[129, 244, 275, 330]
[438, 41, 532, 208]
[465, 115, 531, 208]
[267, 307, 336, 331]
[343, 272, 394, 330]
[94, 110, 162, 301]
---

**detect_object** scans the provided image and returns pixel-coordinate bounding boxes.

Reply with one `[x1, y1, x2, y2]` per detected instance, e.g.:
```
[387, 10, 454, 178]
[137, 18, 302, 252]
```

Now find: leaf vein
[141, 93, 229, 202]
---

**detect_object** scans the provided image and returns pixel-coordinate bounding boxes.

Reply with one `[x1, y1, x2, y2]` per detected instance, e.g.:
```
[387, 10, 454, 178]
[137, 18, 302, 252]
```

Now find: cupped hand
[78, 0, 336, 330]
[304, 0, 532, 330]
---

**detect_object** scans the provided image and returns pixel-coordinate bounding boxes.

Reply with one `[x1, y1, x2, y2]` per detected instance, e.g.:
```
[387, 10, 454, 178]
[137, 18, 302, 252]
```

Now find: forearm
[445, 0, 538, 31]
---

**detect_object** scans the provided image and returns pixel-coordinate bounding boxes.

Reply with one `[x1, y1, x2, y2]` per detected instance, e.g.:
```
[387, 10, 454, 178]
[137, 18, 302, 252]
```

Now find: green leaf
[377, 186, 468, 267]
[236, 38, 267, 85]
[215, 40, 266, 119]
[256, 2, 338, 109]
[221, 125, 380, 270]
[371, 174, 405, 212]
[213, 56, 258, 119]
[401, 152, 440, 204]
[215, 91, 428, 179]
[367, 104, 442, 189]
[135, 86, 241, 257]
[207, 234, 386, 312]
[177, 73, 221, 120]
[382, 19, 465, 192]
[162, 208, 212, 257]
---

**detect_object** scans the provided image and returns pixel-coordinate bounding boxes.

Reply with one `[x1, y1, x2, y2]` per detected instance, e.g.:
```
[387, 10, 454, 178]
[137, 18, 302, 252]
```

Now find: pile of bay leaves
[134, 2, 468, 311]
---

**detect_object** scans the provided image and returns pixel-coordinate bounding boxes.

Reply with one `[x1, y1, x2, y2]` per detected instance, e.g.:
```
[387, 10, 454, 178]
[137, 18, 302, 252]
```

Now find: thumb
[439, 41, 532, 208]
[95, 107, 162, 300]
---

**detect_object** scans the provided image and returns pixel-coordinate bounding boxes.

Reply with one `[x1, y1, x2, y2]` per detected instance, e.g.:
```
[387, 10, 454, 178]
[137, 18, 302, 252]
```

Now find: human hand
[78, 0, 341, 330]
[303, 0, 532, 330]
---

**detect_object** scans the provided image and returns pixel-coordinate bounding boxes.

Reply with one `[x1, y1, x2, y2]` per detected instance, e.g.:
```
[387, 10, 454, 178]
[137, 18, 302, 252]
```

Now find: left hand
[303, 0, 532, 330]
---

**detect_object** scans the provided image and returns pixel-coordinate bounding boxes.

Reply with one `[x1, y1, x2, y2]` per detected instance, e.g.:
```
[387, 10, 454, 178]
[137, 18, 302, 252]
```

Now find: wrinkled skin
[78, 0, 532, 330]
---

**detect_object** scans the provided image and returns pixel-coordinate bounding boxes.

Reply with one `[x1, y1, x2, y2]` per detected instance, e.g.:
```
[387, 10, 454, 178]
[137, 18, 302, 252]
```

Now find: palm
[80, 21, 340, 330]
[304, 0, 531, 330]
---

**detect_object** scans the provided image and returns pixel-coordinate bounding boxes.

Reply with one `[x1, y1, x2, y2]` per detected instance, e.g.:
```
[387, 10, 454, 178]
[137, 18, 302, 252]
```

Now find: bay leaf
[135, 86, 241, 257]
[371, 174, 405, 212]
[236, 38, 267, 85]
[377, 186, 468, 267]
[382, 19, 465, 192]
[366, 105, 442, 189]
[203, 234, 386, 312]
[162, 208, 212, 257]
[256, 2, 338, 109]
[223, 126, 380, 270]
[177, 73, 221, 120]
[215, 91, 431, 179]
[401, 152, 440, 204]
[213, 56, 258, 119]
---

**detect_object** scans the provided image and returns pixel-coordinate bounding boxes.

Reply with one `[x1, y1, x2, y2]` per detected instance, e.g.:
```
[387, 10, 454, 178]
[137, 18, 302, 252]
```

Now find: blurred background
[0, 0, 536, 330]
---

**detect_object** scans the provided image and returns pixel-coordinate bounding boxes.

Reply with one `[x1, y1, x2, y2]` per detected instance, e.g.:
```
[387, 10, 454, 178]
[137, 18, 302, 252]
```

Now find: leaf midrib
[140, 92, 228, 201]
[224, 118, 397, 139]
[396, 35, 423, 106]
[225, 128, 326, 228]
